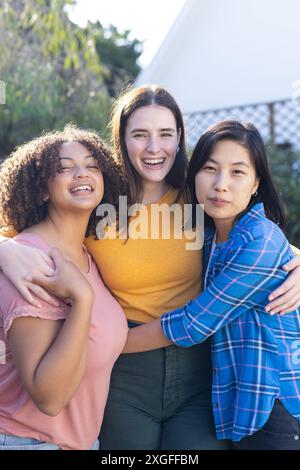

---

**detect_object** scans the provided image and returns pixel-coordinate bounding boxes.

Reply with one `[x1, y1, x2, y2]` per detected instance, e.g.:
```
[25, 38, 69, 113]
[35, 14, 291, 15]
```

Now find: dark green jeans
[99, 323, 231, 450]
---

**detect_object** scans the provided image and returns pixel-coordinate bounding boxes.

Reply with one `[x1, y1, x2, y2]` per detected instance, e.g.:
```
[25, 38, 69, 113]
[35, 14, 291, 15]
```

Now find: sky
[67, 0, 187, 68]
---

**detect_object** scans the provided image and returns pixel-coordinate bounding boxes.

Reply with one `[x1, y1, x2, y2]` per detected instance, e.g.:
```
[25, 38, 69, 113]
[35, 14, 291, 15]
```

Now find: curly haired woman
[0, 125, 128, 450]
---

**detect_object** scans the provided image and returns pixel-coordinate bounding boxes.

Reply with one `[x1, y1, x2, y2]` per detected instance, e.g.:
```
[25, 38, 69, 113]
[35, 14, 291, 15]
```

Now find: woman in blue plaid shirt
[124, 120, 300, 450]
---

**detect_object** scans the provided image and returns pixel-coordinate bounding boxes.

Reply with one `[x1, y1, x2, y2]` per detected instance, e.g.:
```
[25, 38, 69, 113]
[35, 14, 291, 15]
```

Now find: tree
[268, 146, 300, 245]
[0, 0, 143, 159]
[86, 21, 143, 97]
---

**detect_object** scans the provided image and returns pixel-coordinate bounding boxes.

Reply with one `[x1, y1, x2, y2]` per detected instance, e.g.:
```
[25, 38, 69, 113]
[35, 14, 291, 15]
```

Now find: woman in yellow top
[1, 86, 300, 450]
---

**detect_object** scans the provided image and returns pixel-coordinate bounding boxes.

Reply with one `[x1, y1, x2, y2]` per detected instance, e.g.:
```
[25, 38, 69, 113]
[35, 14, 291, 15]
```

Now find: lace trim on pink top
[3, 304, 69, 338]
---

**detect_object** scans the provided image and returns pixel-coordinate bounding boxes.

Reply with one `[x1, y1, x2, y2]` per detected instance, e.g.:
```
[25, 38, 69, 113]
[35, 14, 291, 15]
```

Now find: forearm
[122, 318, 173, 353]
[32, 297, 93, 414]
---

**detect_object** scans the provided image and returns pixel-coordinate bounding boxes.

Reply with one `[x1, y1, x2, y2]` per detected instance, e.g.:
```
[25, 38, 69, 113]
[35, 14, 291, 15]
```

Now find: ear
[42, 192, 50, 203]
[253, 177, 260, 195]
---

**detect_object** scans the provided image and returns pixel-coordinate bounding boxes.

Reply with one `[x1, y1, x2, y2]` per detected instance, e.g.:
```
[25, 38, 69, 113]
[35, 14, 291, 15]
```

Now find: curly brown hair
[0, 124, 127, 236]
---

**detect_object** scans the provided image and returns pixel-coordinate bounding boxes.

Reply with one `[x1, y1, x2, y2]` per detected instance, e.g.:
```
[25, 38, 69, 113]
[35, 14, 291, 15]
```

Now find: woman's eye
[87, 165, 99, 170]
[61, 167, 72, 171]
[233, 170, 245, 175]
[133, 133, 147, 138]
[204, 166, 216, 171]
[161, 133, 173, 137]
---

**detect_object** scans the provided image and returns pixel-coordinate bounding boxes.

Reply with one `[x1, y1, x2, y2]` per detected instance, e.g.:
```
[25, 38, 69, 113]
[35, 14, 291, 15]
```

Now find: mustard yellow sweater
[85, 188, 202, 323]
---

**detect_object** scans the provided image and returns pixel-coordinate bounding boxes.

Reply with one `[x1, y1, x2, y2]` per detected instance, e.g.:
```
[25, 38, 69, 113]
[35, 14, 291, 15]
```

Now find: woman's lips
[142, 158, 166, 171]
[208, 198, 230, 207]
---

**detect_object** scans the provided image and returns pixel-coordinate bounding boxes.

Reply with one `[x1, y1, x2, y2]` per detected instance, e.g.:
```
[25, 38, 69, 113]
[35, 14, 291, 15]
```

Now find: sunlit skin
[28, 141, 104, 272]
[124, 104, 180, 203]
[44, 141, 104, 214]
[195, 140, 260, 244]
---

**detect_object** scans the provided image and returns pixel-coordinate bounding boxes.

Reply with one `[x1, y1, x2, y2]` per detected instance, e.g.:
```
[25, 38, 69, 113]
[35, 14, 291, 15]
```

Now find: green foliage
[267, 145, 300, 245]
[86, 22, 142, 97]
[0, 0, 143, 158]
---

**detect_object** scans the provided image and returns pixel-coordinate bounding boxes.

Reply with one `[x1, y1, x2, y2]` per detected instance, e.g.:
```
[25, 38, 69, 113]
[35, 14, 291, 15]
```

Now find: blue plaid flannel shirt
[161, 203, 300, 441]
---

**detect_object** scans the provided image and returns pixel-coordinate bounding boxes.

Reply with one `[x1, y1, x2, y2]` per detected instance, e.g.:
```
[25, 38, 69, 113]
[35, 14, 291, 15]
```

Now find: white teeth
[143, 159, 165, 165]
[71, 185, 93, 193]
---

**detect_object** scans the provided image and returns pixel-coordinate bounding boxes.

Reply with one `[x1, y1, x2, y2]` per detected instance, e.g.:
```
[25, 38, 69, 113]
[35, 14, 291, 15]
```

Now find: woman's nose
[146, 137, 160, 153]
[74, 166, 88, 178]
[214, 173, 229, 191]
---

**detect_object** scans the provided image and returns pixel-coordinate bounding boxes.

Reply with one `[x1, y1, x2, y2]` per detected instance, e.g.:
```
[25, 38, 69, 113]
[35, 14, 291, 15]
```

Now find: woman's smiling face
[124, 104, 180, 186]
[45, 141, 104, 214]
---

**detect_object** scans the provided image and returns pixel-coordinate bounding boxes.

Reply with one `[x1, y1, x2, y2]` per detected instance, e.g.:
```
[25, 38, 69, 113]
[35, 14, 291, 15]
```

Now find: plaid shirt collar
[204, 202, 265, 244]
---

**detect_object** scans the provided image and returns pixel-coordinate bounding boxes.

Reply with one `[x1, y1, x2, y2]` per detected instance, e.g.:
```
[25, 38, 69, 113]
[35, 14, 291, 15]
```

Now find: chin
[148, 172, 169, 183]
[72, 202, 98, 211]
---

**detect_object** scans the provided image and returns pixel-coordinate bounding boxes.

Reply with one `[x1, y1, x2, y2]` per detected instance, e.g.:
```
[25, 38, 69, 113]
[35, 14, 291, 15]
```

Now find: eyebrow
[130, 128, 176, 133]
[208, 158, 250, 168]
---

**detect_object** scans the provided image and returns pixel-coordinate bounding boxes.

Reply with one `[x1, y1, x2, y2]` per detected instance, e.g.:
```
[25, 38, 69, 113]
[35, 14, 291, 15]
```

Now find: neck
[214, 219, 233, 244]
[29, 208, 91, 257]
[141, 180, 170, 204]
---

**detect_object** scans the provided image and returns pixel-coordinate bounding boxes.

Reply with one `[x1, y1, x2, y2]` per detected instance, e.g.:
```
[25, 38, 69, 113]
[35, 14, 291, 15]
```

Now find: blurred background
[0, 0, 299, 243]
